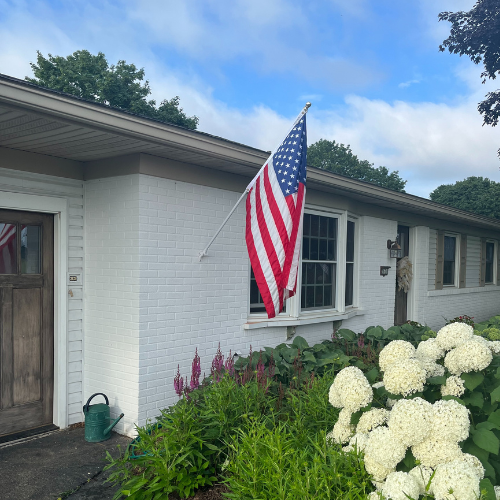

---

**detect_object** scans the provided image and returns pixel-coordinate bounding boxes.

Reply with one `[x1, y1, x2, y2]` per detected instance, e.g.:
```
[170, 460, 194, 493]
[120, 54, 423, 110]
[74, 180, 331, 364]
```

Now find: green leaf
[441, 395, 466, 405]
[476, 421, 498, 431]
[291, 336, 309, 350]
[350, 410, 363, 426]
[426, 376, 447, 385]
[461, 372, 484, 391]
[337, 329, 356, 342]
[488, 410, 500, 427]
[301, 351, 316, 363]
[491, 385, 500, 404]
[462, 439, 489, 463]
[464, 392, 484, 408]
[480, 478, 496, 499]
[472, 428, 500, 455]
[365, 367, 379, 384]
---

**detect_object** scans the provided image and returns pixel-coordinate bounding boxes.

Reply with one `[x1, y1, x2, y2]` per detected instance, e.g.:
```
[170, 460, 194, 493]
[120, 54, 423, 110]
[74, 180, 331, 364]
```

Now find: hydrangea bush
[327, 322, 500, 500]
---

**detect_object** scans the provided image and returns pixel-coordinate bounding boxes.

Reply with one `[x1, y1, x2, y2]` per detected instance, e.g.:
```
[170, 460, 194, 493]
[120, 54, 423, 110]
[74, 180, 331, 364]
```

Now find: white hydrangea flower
[386, 398, 397, 409]
[329, 407, 354, 444]
[432, 399, 470, 442]
[383, 359, 426, 396]
[357, 408, 390, 434]
[488, 341, 500, 355]
[411, 437, 463, 468]
[364, 426, 407, 471]
[379, 340, 416, 372]
[364, 453, 396, 482]
[455, 452, 485, 480]
[367, 492, 383, 500]
[419, 358, 446, 378]
[495, 485, 500, 500]
[342, 432, 369, 453]
[372, 381, 385, 389]
[382, 472, 420, 500]
[372, 480, 385, 491]
[444, 339, 493, 375]
[409, 465, 434, 496]
[329, 366, 373, 411]
[436, 322, 474, 351]
[441, 375, 466, 397]
[416, 338, 445, 361]
[388, 397, 433, 446]
[328, 382, 342, 407]
[432, 460, 480, 500]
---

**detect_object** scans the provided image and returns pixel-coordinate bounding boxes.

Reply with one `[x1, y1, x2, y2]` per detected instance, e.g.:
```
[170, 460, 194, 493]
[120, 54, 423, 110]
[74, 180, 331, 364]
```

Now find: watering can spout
[104, 413, 124, 435]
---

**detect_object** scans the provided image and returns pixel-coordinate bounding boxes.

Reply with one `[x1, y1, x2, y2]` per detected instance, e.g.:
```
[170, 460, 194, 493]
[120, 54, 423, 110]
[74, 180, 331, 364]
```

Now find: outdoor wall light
[387, 239, 402, 259]
[380, 266, 391, 277]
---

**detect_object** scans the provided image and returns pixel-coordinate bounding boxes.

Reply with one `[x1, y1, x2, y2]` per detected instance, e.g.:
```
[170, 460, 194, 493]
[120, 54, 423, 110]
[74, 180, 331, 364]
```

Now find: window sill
[243, 308, 364, 330]
[428, 285, 499, 297]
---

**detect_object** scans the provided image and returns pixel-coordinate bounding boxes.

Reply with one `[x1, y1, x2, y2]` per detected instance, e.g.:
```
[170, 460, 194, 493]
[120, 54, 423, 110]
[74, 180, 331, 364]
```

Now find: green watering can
[83, 393, 124, 443]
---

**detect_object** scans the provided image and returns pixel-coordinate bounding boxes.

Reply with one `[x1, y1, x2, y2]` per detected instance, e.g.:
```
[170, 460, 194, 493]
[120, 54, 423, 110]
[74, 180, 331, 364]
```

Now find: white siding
[0, 167, 84, 425]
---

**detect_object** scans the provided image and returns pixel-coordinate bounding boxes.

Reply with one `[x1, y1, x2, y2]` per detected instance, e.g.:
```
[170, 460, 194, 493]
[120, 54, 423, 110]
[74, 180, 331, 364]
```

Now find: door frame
[0, 191, 68, 429]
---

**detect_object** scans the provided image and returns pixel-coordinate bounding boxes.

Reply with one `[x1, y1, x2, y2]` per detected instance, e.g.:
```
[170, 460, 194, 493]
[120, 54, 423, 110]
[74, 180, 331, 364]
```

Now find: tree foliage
[430, 176, 500, 219]
[26, 50, 199, 130]
[439, 0, 500, 155]
[307, 139, 407, 192]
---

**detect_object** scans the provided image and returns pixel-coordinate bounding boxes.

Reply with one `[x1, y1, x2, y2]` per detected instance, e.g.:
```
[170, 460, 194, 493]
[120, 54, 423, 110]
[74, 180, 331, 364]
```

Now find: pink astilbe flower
[190, 348, 201, 390]
[173, 365, 184, 397]
[211, 343, 225, 382]
[358, 334, 365, 348]
[256, 351, 266, 390]
[224, 350, 235, 376]
[268, 352, 276, 380]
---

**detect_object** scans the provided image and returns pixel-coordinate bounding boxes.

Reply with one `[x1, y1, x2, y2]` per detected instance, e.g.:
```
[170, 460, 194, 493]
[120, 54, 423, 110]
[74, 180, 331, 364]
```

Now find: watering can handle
[83, 393, 109, 413]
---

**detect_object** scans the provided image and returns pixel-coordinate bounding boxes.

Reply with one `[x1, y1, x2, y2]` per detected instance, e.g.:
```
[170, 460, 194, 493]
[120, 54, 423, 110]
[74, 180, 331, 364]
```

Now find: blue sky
[0, 0, 498, 197]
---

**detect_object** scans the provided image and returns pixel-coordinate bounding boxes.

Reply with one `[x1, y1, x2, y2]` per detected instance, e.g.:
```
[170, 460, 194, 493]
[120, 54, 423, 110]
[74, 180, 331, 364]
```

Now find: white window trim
[246, 206, 360, 328]
[443, 232, 460, 288]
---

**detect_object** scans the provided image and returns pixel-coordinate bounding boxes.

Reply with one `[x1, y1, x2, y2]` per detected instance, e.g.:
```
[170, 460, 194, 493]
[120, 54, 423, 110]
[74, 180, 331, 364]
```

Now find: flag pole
[198, 102, 311, 261]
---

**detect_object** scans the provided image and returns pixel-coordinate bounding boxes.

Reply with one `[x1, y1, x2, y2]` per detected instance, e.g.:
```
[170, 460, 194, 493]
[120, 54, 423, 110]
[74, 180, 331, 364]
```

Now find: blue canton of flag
[271, 117, 307, 197]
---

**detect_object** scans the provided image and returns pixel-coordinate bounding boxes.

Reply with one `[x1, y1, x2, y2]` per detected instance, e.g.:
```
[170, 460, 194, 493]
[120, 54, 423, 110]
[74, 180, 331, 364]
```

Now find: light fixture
[387, 239, 402, 259]
[380, 266, 391, 277]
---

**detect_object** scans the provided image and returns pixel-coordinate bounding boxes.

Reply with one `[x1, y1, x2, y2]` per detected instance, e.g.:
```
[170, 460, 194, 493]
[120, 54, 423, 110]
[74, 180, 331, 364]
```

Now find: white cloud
[398, 79, 421, 89]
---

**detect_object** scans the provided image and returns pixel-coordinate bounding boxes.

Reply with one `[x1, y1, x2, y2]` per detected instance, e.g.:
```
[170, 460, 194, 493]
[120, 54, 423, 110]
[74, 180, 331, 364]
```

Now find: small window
[345, 220, 355, 307]
[485, 241, 495, 284]
[301, 214, 337, 310]
[0, 222, 16, 274]
[443, 235, 456, 286]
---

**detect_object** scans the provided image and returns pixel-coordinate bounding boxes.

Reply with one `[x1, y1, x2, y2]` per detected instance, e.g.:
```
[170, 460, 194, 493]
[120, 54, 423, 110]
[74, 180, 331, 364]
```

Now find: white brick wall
[0, 167, 84, 425]
[135, 176, 401, 427]
[84, 175, 142, 435]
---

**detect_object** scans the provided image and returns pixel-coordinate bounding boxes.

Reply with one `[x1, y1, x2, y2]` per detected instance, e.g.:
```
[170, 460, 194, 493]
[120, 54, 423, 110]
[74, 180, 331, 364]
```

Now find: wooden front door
[394, 225, 409, 325]
[0, 209, 54, 437]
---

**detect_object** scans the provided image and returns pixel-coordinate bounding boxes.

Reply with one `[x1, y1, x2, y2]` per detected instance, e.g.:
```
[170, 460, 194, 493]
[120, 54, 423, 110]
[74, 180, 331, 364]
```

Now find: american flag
[0, 223, 16, 274]
[246, 114, 307, 318]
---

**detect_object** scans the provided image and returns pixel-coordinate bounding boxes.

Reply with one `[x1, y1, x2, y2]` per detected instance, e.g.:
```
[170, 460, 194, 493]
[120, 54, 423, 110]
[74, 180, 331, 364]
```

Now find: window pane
[319, 239, 328, 260]
[303, 213, 311, 236]
[443, 261, 455, 286]
[346, 221, 355, 262]
[486, 242, 494, 263]
[486, 262, 493, 284]
[302, 237, 310, 259]
[306, 286, 315, 308]
[310, 215, 319, 237]
[21, 225, 41, 274]
[302, 262, 334, 309]
[346, 263, 354, 306]
[0, 223, 16, 274]
[305, 263, 315, 284]
[319, 217, 327, 237]
[310, 238, 319, 260]
[444, 236, 456, 262]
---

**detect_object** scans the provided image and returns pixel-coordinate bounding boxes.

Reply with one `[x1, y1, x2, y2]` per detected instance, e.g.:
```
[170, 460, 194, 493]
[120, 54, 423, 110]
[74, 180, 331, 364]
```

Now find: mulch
[169, 484, 230, 500]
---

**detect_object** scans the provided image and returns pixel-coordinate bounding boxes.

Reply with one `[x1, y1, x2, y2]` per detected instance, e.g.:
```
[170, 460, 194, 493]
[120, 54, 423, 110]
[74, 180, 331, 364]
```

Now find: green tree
[307, 139, 407, 192]
[439, 0, 500, 156]
[26, 50, 199, 130]
[430, 176, 500, 219]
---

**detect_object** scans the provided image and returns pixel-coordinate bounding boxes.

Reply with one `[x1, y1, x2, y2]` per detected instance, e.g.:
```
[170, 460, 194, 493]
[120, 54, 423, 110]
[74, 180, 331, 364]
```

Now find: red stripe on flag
[246, 187, 277, 318]
[255, 176, 284, 312]
[263, 166, 289, 250]
[280, 182, 305, 289]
